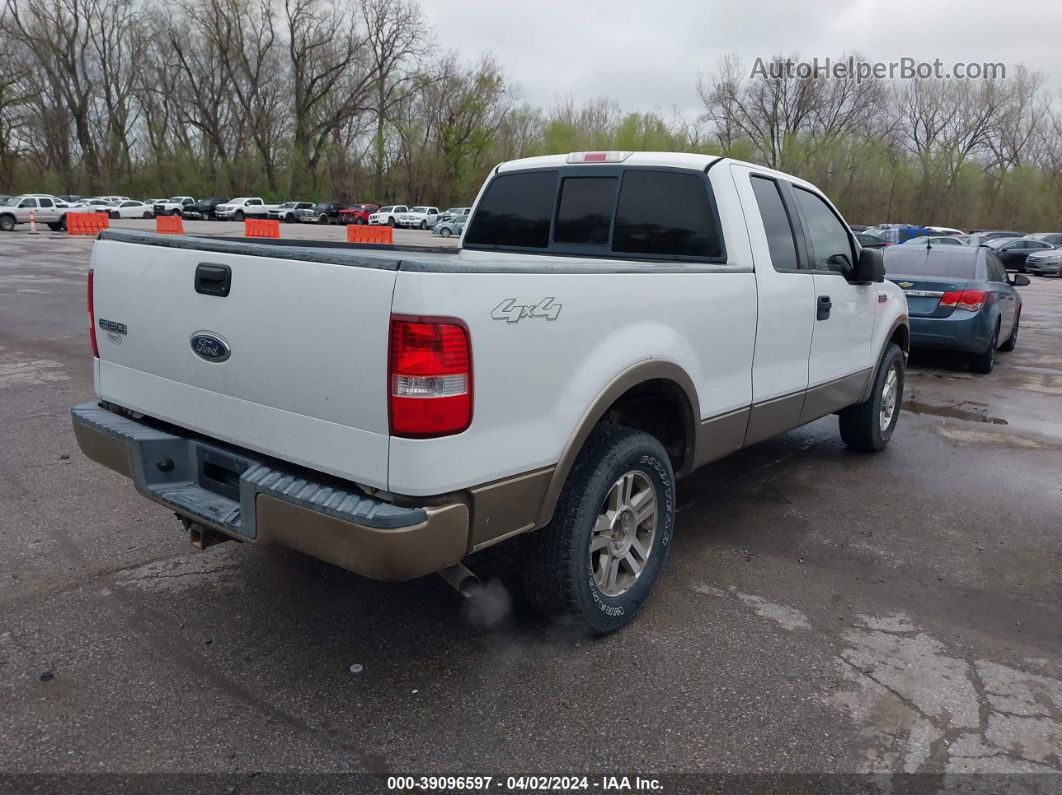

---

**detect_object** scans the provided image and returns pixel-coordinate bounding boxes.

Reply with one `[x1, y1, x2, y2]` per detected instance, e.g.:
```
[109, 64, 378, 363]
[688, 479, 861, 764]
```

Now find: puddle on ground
[902, 399, 1008, 425]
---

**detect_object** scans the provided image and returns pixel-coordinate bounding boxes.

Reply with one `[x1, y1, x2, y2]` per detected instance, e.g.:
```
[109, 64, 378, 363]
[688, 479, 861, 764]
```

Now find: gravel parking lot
[1, 228, 1060, 781]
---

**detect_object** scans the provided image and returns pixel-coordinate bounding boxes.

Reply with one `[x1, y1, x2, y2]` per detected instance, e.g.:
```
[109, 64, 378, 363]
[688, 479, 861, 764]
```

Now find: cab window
[793, 187, 854, 274]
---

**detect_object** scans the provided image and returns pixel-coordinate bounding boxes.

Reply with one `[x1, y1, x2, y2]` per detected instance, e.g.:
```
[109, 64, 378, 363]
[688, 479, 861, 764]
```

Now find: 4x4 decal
[491, 297, 562, 323]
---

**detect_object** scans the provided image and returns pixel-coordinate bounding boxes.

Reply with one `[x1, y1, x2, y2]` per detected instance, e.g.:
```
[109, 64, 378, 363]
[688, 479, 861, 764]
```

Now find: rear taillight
[565, 151, 632, 164]
[939, 289, 986, 312]
[389, 316, 472, 437]
[88, 269, 98, 358]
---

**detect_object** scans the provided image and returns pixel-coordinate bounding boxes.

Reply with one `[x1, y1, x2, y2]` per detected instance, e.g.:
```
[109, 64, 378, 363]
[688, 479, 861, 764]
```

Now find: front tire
[0, 214, 15, 231]
[109, 211, 120, 219]
[387, 217, 395, 227]
[318, 213, 328, 224]
[839, 343, 905, 451]
[520, 425, 676, 635]
[234, 210, 244, 222]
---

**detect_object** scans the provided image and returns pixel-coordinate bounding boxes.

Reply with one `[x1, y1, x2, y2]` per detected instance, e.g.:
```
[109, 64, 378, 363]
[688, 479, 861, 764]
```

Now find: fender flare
[534, 360, 699, 528]
[859, 314, 909, 403]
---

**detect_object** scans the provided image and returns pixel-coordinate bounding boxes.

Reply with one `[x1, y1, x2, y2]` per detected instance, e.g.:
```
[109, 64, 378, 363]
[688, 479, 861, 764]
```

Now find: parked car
[1024, 247, 1062, 277]
[337, 204, 380, 225]
[396, 206, 440, 229]
[886, 243, 1027, 373]
[436, 207, 472, 225]
[0, 194, 67, 231]
[184, 197, 229, 221]
[903, 235, 964, 247]
[269, 201, 314, 223]
[926, 226, 964, 236]
[71, 198, 113, 211]
[849, 224, 868, 233]
[106, 200, 154, 220]
[367, 205, 407, 226]
[93, 195, 130, 204]
[854, 232, 886, 249]
[74, 151, 906, 635]
[985, 237, 1056, 272]
[1024, 232, 1062, 246]
[153, 196, 195, 217]
[864, 224, 931, 245]
[300, 202, 347, 224]
[432, 217, 467, 238]
[213, 197, 278, 221]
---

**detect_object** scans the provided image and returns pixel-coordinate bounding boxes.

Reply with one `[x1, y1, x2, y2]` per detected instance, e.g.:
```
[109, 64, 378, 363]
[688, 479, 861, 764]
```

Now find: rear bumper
[70, 402, 469, 580]
[910, 310, 994, 353]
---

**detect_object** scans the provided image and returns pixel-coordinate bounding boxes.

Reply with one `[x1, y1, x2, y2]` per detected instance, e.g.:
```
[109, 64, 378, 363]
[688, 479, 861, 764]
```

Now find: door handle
[195, 263, 231, 297]
[817, 295, 832, 320]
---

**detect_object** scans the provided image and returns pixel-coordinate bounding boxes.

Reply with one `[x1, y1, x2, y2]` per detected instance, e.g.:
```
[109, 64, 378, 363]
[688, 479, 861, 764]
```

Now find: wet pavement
[1, 229, 1060, 781]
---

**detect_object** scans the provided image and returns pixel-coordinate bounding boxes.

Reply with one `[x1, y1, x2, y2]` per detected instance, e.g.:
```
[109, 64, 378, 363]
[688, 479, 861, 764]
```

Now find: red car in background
[337, 203, 380, 225]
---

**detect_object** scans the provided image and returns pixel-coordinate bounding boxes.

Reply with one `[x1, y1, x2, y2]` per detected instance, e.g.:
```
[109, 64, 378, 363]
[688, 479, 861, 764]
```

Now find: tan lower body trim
[800, 369, 871, 424]
[744, 391, 805, 446]
[692, 407, 750, 469]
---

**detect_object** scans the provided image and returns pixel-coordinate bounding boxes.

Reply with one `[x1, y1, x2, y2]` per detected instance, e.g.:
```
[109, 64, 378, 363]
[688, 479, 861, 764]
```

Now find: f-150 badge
[491, 297, 562, 323]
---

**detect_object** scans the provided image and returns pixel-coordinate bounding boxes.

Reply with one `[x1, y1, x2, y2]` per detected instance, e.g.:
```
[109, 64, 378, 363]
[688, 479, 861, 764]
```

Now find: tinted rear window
[612, 171, 721, 258]
[555, 177, 617, 245]
[464, 171, 557, 249]
[750, 176, 798, 270]
[885, 249, 979, 279]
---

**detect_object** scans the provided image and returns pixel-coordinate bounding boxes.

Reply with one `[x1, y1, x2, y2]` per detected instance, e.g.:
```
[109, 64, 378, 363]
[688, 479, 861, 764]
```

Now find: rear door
[730, 165, 815, 442]
[985, 252, 1017, 338]
[790, 186, 876, 389]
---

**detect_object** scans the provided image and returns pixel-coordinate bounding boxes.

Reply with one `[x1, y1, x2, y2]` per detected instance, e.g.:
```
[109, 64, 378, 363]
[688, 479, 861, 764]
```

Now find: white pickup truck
[72, 152, 908, 634]
[213, 197, 279, 221]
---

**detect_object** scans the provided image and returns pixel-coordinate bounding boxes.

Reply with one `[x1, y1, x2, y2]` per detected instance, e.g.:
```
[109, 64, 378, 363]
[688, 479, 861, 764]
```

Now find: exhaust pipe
[438, 563, 480, 597]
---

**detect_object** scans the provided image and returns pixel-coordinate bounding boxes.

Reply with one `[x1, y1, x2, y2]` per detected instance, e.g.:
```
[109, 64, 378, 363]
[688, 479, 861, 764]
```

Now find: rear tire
[970, 324, 999, 374]
[520, 424, 676, 635]
[839, 343, 905, 452]
[47, 222, 63, 231]
[999, 310, 1019, 352]
[440, 228, 452, 238]
[355, 217, 365, 225]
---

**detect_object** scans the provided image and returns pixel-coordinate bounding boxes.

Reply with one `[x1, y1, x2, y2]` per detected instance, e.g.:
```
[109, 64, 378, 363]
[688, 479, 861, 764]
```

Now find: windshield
[379, 206, 394, 212]
[167, 197, 183, 203]
[411, 207, 428, 213]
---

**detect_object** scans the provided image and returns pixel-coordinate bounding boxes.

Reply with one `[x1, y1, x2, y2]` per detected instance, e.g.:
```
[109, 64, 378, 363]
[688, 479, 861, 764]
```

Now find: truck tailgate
[90, 234, 398, 489]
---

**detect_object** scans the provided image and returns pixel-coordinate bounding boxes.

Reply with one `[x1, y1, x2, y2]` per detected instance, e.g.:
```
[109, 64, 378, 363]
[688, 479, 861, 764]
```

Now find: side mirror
[852, 246, 885, 283]
[1009, 274, 1031, 287]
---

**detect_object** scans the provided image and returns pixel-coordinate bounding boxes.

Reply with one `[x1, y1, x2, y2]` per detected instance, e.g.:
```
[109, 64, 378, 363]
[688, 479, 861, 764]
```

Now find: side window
[793, 188, 854, 274]
[986, 254, 1006, 282]
[19, 198, 37, 208]
[555, 176, 617, 245]
[464, 171, 556, 249]
[612, 170, 722, 258]
[750, 176, 799, 271]
[39, 198, 53, 208]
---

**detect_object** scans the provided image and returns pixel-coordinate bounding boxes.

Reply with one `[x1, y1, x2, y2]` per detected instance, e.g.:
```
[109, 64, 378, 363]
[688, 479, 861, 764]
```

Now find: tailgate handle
[195, 263, 231, 297]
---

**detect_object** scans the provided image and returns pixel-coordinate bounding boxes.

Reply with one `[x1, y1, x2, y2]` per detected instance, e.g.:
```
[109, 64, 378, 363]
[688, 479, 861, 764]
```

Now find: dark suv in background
[184, 197, 228, 221]
[301, 201, 347, 224]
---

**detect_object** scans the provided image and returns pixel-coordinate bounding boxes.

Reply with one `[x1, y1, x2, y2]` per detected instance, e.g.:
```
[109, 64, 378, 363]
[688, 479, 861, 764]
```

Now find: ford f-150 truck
[71, 152, 908, 634]
[213, 197, 279, 221]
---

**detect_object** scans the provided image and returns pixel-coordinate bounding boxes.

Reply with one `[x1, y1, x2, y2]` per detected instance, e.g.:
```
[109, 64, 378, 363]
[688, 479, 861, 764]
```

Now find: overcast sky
[421, 0, 1061, 119]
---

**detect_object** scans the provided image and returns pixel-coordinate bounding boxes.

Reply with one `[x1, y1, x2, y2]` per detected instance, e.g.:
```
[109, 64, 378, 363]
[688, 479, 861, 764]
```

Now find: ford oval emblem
[190, 332, 231, 363]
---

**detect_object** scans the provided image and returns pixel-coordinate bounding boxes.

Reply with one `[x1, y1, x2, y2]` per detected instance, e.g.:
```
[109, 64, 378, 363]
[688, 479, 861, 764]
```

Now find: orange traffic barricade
[67, 212, 109, 236]
[156, 215, 184, 235]
[245, 219, 279, 239]
[347, 224, 393, 244]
